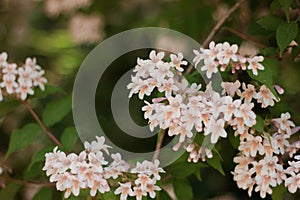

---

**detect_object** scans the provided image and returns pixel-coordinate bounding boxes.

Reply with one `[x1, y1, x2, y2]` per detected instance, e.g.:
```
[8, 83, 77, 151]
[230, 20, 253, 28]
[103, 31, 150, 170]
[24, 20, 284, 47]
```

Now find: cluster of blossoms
[44, 0, 92, 17]
[193, 41, 265, 77]
[127, 41, 300, 198]
[0, 52, 47, 101]
[233, 113, 300, 198]
[43, 136, 164, 199]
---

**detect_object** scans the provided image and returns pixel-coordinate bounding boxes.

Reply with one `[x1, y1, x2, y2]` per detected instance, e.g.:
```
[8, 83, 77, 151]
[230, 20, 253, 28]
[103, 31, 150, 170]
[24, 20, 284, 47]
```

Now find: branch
[1, 176, 55, 187]
[152, 129, 165, 161]
[202, 0, 246, 48]
[22, 100, 62, 147]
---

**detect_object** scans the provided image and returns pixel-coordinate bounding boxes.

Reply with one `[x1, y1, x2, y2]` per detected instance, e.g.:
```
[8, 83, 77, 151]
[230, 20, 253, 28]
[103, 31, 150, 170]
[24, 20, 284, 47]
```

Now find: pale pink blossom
[256, 85, 278, 108]
[205, 118, 227, 143]
[170, 52, 187, 72]
[221, 80, 241, 97]
[247, 56, 264, 75]
[217, 42, 238, 64]
[115, 182, 134, 200]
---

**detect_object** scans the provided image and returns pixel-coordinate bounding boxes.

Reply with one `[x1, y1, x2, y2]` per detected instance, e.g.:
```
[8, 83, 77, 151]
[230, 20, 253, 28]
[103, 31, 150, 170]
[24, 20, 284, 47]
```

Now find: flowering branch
[202, 0, 246, 48]
[22, 100, 62, 147]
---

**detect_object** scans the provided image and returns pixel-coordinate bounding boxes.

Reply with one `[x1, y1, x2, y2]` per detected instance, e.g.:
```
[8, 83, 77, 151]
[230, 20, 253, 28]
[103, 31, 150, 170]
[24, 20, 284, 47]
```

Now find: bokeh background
[0, 0, 300, 199]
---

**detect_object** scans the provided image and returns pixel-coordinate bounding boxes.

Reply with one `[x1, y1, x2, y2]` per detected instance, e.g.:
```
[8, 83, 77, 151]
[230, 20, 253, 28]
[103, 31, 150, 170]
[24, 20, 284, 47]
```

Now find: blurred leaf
[42, 96, 72, 127]
[279, 0, 292, 22]
[253, 115, 265, 133]
[0, 183, 22, 200]
[247, 58, 279, 98]
[98, 190, 119, 200]
[276, 21, 298, 57]
[31, 84, 65, 99]
[24, 161, 44, 180]
[28, 145, 55, 172]
[5, 123, 42, 159]
[68, 189, 90, 200]
[171, 161, 207, 178]
[157, 189, 172, 200]
[0, 100, 20, 118]
[173, 178, 193, 200]
[33, 187, 52, 200]
[60, 127, 79, 151]
[194, 170, 202, 181]
[228, 130, 240, 149]
[206, 153, 225, 176]
[272, 184, 287, 200]
[257, 15, 284, 31]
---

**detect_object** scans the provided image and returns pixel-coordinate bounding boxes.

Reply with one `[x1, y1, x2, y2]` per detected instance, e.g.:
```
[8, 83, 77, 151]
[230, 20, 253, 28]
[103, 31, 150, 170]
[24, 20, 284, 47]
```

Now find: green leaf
[157, 189, 172, 200]
[271, 184, 287, 200]
[24, 162, 44, 180]
[206, 153, 225, 176]
[0, 100, 20, 118]
[33, 187, 53, 200]
[5, 123, 42, 159]
[42, 96, 72, 127]
[31, 84, 65, 99]
[276, 21, 298, 57]
[60, 127, 79, 151]
[28, 146, 55, 172]
[279, 0, 292, 22]
[253, 115, 265, 133]
[247, 58, 280, 99]
[173, 178, 193, 200]
[0, 183, 22, 200]
[98, 190, 119, 200]
[171, 162, 207, 178]
[257, 15, 284, 31]
[228, 130, 240, 149]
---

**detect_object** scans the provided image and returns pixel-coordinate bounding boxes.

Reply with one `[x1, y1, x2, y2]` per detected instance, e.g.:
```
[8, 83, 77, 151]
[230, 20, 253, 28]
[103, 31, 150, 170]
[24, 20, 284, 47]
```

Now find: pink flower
[201, 58, 219, 79]
[114, 182, 134, 200]
[170, 52, 187, 72]
[205, 118, 227, 143]
[247, 56, 264, 75]
[217, 42, 238, 64]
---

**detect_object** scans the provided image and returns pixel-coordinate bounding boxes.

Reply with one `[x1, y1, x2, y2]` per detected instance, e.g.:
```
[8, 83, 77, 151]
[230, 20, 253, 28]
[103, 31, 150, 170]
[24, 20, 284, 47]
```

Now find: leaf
[257, 15, 284, 31]
[0, 100, 20, 118]
[173, 178, 193, 200]
[247, 58, 280, 99]
[228, 130, 240, 149]
[157, 189, 172, 200]
[206, 152, 225, 176]
[33, 187, 53, 200]
[271, 184, 287, 200]
[171, 162, 207, 178]
[276, 21, 298, 57]
[31, 84, 65, 99]
[60, 127, 79, 151]
[5, 123, 42, 159]
[28, 146, 55, 172]
[42, 96, 72, 127]
[253, 115, 265, 133]
[98, 190, 119, 200]
[279, 0, 292, 22]
[0, 183, 22, 200]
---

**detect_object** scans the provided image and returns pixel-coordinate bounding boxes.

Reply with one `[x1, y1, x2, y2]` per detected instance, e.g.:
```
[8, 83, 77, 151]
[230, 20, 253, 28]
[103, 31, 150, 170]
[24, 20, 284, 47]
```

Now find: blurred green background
[1, 0, 300, 199]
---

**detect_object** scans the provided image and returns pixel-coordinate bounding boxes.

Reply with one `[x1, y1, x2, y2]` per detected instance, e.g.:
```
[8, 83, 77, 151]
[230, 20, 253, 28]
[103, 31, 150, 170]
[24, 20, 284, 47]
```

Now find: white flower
[256, 85, 278, 108]
[2, 63, 17, 74]
[170, 52, 187, 72]
[16, 81, 34, 100]
[272, 112, 295, 135]
[234, 103, 256, 127]
[149, 50, 164, 66]
[220, 96, 241, 121]
[114, 182, 134, 200]
[221, 80, 241, 97]
[217, 42, 238, 64]
[0, 52, 8, 67]
[205, 118, 227, 143]
[32, 70, 47, 91]
[247, 56, 264, 75]
[1, 74, 18, 94]
[239, 83, 257, 103]
[201, 58, 219, 79]
[84, 136, 111, 155]
[238, 135, 264, 157]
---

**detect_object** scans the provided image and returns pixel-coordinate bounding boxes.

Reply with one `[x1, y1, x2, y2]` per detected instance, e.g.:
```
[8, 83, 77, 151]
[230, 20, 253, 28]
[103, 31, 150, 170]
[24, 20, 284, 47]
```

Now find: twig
[152, 130, 165, 161]
[202, 0, 246, 48]
[1, 176, 55, 187]
[22, 100, 62, 147]
[223, 26, 268, 48]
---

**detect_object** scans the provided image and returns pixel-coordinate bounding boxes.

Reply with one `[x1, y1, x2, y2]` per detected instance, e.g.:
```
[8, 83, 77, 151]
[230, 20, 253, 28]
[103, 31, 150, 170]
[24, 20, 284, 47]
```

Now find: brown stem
[22, 100, 62, 147]
[1, 176, 55, 187]
[152, 130, 165, 161]
[202, 0, 246, 48]
[223, 27, 268, 48]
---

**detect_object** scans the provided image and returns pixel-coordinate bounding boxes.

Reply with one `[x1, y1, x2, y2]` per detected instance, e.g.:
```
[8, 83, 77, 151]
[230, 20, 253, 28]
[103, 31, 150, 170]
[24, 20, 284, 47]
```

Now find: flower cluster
[44, 0, 92, 17]
[0, 52, 47, 101]
[232, 113, 300, 198]
[193, 41, 265, 77]
[43, 136, 164, 199]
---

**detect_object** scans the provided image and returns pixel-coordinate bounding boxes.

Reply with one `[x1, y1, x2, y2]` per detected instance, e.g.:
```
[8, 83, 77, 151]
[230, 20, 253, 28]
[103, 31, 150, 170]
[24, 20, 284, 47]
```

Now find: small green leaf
[33, 187, 53, 200]
[228, 130, 240, 149]
[173, 178, 193, 200]
[271, 184, 287, 200]
[28, 146, 55, 172]
[257, 15, 284, 31]
[42, 96, 72, 127]
[31, 84, 65, 99]
[98, 190, 119, 200]
[60, 127, 79, 151]
[171, 162, 207, 178]
[206, 153, 225, 176]
[0, 183, 22, 200]
[5, 123, 42, 159]
[276, 21, 298, 57]
[253, 115, 265, 133]
[279, 0, 292, 22]
[157, 189, 172, 200]
[0, 100, 20, 118]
